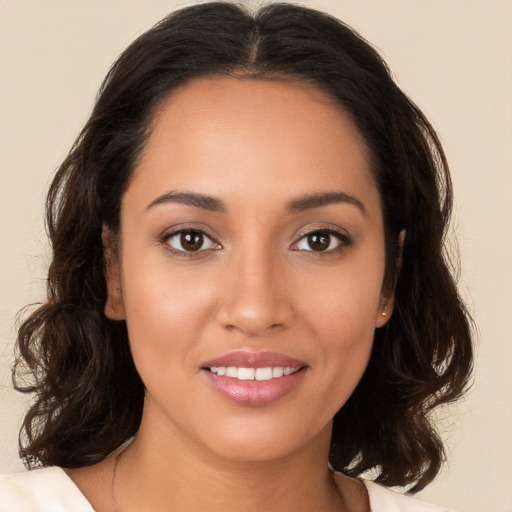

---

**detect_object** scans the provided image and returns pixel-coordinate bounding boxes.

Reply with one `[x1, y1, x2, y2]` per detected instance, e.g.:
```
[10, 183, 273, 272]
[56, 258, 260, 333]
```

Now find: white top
[0, 467, 456, 511]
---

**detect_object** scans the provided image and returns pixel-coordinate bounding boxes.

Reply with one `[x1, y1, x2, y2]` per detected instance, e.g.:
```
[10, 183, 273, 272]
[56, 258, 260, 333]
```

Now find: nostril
[216, 286, 294, 336]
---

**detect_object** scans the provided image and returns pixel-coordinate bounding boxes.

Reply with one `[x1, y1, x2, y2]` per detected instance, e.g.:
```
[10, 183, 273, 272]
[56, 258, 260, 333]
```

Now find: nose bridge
[217, 235, 291, 335]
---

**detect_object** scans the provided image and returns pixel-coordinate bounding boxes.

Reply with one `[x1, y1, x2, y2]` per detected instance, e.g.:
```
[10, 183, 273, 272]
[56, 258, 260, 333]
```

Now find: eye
[163, 229, 219, 253]
[294, 229, 348, 252]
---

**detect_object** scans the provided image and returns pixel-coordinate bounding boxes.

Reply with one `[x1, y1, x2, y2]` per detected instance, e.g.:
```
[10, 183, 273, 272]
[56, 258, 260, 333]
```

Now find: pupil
[181, 231, 203, 251]
[308, 233, 329, 251]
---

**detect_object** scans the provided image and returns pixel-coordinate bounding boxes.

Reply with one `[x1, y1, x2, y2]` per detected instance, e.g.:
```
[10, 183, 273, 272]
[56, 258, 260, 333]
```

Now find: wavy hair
[14, 1, 473, 492]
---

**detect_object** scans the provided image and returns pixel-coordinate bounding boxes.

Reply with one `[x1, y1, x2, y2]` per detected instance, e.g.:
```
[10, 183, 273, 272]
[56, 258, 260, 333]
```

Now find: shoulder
[361, 479, 457, 512]
[0, 467, 94, 512]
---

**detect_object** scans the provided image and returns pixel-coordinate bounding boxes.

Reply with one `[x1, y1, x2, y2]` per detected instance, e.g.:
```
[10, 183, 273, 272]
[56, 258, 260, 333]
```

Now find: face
[106, 77, 392, 463]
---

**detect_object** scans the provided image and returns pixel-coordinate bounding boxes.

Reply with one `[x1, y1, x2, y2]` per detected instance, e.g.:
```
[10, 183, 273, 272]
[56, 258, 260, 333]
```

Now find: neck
[113, 415, 345, 512]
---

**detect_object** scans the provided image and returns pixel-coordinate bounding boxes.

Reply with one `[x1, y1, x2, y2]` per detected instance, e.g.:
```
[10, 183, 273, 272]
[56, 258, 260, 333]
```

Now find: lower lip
[202, 369, 306, 407]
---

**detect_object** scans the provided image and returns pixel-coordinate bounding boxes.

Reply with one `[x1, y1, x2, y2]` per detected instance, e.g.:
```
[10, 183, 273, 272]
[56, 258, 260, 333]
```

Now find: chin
[197, 415, 332, 465]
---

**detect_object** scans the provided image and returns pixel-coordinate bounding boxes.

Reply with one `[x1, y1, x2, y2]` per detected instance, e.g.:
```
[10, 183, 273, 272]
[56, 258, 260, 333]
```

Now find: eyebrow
[285, 191, 366, 215]
[146, 190, 365, 215]
[146, 191, 227, 212]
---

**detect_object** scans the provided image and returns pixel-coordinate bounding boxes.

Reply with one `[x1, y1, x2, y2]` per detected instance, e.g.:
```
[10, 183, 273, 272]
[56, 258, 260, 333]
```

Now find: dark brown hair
[14, 1, 473, 492]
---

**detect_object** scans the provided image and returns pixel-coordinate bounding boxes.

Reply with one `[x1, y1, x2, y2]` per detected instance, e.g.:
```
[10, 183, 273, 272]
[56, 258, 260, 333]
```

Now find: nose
[216, 248, 294, 337]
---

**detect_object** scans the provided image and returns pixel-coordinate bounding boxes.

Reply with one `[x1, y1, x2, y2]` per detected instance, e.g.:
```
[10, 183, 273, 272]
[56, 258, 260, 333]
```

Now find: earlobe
[375, 229, 404, 328]
[102, 226, 125, 321]
[375, 295, 393, 328]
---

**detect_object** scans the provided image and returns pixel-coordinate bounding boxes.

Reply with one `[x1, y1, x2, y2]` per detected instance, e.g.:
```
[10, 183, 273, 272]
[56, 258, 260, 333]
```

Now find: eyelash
[291, 227, 352, 255]
[159, 226, 352, 257]
[160, 227, 221, 257]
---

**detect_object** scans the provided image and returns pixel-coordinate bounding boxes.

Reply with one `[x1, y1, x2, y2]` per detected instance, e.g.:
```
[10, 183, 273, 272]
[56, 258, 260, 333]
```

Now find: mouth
[201, 351, 308, 407]
[207, 366, 302, 380]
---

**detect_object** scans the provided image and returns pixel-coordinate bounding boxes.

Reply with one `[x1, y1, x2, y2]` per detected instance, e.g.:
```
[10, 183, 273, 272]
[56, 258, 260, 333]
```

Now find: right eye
[162, 229, 220, 254]
[295, 230, 342, 252]
[291, 227, 351, 255]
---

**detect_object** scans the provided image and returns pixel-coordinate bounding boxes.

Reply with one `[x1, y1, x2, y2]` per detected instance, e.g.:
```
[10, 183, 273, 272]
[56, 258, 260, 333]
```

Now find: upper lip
[201, 351, 307, 369]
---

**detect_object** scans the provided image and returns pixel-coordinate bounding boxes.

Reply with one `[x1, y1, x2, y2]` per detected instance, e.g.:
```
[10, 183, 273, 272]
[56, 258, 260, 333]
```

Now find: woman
[1, 2, 473, 511]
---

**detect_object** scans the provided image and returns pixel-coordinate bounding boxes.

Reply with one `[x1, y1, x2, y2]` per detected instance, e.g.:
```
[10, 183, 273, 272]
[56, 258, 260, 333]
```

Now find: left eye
[295, 230, 344, 252]
[164, 229, 218, 253]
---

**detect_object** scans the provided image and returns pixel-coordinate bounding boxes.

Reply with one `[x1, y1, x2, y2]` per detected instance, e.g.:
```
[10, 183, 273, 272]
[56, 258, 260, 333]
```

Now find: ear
[102, 226, 125, 321]
[375, 229, 405, 328]
[375, 294, 394, 328]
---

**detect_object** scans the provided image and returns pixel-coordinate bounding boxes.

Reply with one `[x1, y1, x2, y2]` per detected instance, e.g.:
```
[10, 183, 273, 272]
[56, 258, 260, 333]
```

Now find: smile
[202, 351, 307, 406]
[208, 366, 300, 380]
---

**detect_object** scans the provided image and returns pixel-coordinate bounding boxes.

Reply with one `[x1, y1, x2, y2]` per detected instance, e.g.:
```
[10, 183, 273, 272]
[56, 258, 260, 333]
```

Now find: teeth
[209, 366, 299, 380]
[272, 367, 284, 378]
[255, 367, 272, 381]
[226, 367, 238, 378]
[237, 367, 255, 380]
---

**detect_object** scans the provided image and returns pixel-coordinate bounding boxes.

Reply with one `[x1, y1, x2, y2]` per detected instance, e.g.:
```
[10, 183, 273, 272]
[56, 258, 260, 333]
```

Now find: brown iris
[180, 230, 204, 251]
[307, 232, 331, 251]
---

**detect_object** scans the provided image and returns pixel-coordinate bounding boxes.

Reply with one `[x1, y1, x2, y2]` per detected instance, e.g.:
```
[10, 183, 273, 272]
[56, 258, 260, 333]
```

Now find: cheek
[302, 255, 385, 335]
[119, 253, 218, 376]
[314, 285, 376, 379]
[298, 251, 384, 389]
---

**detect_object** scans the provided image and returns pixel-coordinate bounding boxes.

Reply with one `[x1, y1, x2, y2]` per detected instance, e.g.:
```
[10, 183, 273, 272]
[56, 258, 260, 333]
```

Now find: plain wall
[1, 1, 511, 511]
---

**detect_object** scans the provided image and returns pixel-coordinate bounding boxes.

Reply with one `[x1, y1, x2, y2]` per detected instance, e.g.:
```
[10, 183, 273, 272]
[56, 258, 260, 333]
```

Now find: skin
[69, 77, 393, 511]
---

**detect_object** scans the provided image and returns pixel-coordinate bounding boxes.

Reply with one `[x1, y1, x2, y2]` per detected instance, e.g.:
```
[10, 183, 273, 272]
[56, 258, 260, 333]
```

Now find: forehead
[128, 76, 379, 214]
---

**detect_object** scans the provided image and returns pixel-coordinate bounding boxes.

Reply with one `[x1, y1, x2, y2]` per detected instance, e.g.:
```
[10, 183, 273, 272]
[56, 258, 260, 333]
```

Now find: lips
[202, 351, 306, 369]
[201, 351, 308, 407]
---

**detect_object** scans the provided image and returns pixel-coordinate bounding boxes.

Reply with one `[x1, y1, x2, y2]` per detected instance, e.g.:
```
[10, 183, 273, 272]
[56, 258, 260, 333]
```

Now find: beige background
[1, 1, 511, 511]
